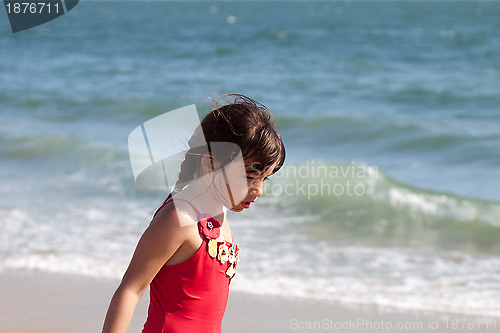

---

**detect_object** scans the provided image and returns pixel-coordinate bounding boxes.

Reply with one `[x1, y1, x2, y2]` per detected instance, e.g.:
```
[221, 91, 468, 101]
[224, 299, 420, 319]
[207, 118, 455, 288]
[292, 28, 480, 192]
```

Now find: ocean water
[1, 0, 500, 318]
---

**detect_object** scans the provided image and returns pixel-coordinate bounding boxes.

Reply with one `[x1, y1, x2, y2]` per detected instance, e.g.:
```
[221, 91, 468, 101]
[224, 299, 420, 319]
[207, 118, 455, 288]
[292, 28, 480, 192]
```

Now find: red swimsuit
[142, 198, 240, 333]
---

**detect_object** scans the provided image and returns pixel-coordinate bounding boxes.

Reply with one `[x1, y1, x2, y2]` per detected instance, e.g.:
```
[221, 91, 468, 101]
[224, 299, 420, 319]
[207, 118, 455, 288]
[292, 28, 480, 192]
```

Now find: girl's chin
[229, 205, 244, 212]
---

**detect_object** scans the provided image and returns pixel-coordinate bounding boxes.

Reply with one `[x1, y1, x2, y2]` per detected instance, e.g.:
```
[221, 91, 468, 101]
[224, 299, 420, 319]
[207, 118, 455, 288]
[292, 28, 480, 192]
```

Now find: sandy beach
[0, 270, 497, 333]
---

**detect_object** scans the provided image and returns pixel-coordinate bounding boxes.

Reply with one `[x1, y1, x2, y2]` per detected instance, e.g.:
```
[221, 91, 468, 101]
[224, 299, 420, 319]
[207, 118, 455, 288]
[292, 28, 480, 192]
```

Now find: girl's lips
[240, 201, 252, 209]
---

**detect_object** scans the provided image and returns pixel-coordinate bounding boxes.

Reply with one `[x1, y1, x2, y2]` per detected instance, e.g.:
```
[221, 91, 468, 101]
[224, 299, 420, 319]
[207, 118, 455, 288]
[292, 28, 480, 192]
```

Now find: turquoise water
[1, 1, 499, 316]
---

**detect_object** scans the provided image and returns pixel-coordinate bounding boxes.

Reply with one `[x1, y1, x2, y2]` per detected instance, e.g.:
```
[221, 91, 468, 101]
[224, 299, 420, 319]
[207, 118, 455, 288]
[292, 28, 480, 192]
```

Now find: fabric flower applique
[198, 214, 240, 279]
[228, 244, 238, 264]
[208, 239, 218, 258]
[233, 244, 241, 269]
[226, 244, 240, 280]
[198, 213, 221, 239]
[218, 243, 229, 264]
[226, 264, 236, 279]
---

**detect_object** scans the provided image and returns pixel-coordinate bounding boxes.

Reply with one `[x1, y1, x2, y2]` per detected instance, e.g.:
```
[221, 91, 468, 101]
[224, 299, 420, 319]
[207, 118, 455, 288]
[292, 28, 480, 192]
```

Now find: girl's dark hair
[164, 94, 285, 202]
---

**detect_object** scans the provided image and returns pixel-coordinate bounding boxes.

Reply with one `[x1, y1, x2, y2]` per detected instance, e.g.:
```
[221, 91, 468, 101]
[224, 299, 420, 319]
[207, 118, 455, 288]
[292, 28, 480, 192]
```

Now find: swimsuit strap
[154, 198, 201, 218]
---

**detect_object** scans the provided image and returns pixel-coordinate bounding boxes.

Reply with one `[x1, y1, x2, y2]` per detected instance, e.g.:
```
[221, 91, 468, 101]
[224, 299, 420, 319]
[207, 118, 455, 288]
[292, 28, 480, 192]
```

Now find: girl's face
[202, 144, 278, 212]
[228, 159, 278, 212]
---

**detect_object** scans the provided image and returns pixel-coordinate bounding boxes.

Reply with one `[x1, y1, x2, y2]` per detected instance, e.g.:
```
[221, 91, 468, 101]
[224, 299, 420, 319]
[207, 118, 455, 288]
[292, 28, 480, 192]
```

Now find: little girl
[102, 95, 285, 333]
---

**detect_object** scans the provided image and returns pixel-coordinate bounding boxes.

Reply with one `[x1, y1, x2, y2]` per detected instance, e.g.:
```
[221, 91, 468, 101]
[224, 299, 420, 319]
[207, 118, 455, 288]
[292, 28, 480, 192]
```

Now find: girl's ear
[200, 153, 220, 174]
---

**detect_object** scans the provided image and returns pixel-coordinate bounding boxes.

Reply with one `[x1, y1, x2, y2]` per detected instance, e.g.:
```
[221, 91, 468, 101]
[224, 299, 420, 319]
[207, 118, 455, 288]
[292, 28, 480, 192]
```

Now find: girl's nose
[249, 180, 264, 197]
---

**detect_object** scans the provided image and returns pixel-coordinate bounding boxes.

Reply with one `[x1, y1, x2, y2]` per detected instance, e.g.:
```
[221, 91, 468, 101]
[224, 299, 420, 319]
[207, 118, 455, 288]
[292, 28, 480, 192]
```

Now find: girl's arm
[102, 207, 192, 333]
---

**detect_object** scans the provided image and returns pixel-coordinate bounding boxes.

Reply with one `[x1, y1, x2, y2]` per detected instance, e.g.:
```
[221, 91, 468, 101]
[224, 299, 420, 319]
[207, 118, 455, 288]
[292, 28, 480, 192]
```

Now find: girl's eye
[247, 176, 269, 181]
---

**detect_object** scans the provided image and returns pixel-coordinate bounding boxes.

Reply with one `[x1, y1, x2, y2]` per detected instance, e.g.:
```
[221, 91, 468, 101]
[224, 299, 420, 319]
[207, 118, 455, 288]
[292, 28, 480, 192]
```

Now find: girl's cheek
[214, 161, 249, 206]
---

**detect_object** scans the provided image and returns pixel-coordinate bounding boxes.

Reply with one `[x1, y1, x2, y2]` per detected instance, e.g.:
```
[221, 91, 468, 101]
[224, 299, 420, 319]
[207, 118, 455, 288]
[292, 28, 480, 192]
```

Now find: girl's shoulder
[151, 200, 200, 233]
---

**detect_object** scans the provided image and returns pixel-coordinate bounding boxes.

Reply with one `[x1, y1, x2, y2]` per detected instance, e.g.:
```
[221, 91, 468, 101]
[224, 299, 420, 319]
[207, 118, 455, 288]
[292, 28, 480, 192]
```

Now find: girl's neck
[174, 177, 226, 223]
